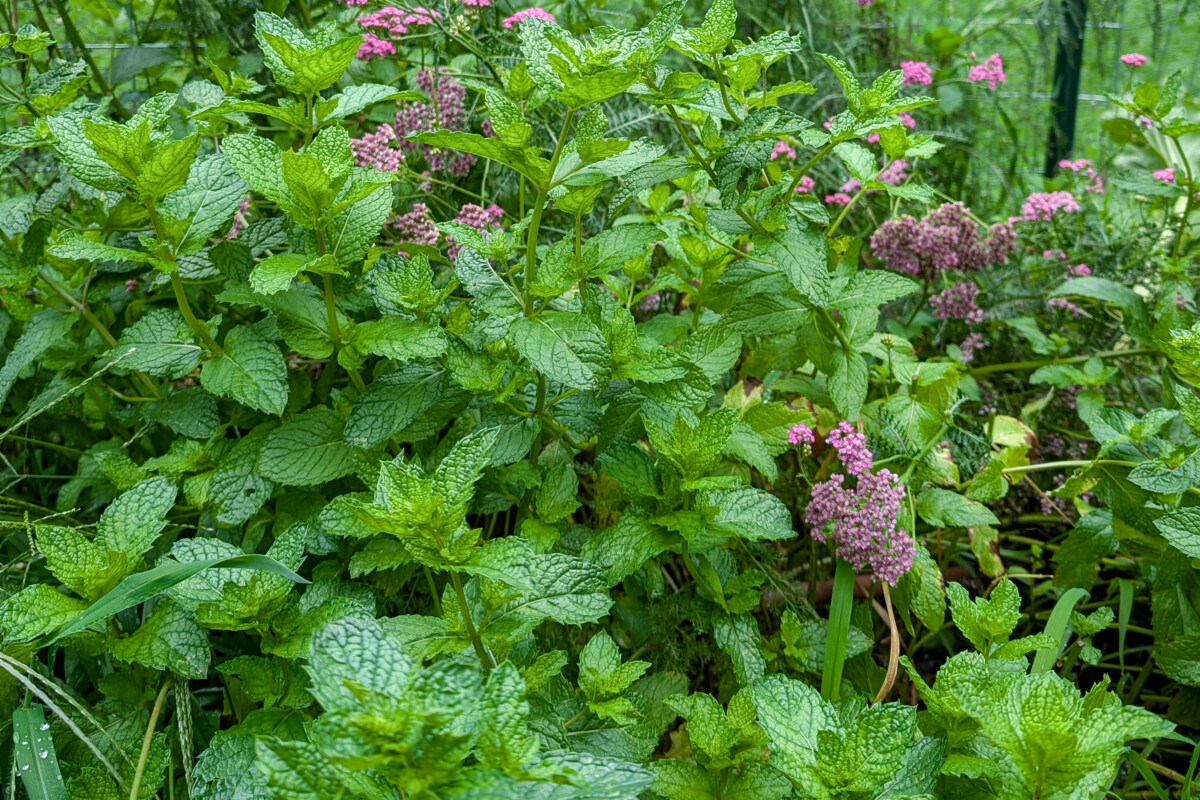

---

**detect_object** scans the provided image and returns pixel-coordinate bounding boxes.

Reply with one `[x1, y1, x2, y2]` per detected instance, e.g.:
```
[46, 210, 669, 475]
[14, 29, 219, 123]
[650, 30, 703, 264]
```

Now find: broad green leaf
[12, 706, 68, 800]
[200, 326, 289, 415]
[509, 312, 611, 390]
[104, 308, 203, 378]
[257, 406, 355, 486]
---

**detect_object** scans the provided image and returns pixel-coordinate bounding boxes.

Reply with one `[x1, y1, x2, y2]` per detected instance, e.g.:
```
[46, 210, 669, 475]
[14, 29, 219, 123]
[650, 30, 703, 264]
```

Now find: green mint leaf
[200, 326, 289, 415]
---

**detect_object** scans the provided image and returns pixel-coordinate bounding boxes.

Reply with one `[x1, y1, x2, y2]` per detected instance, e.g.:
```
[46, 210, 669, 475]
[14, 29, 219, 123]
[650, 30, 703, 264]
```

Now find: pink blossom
[840, 178, 861, 193]
[393, 68, 476, 176]
[446, 203, 504, 260]
[225, 196, 251, 240]
[1018, 191, 1080, 221]
[959, 332, 986, 364]
[503, 7, 555, 27]
[771, 140, 797, 162]
[460, 0, 490, 5]
[825, 193, 853, 206]
[124, 279, 139, 292]
[1139, 115, 1154, 129]
[1047, 297, 1084, 317]
[828, 421, 872, 476]
[900, 61, 932, 86]
[794, 176, 816, 194]
[898, 112, 916, 129]
[1069, 263, 1091, 277]
[788, 424, 815, 447]
[1153, 167, 1176, 184]
[350, 124, 402, 172]
[855, 0, 876, 6]
[930, 281, 984, 325]
[870, 202, 1016, 280]
[967, 53, 1006, 90]
[866, 132, 880, 144]
[392, 203, 439, 247]
[806, 465, 913, 585]
[877, 159, 909, 186]
[1120, 53, 1148, 68]
[357, 32, 395, 61]
[1058, 158, 1092, 172]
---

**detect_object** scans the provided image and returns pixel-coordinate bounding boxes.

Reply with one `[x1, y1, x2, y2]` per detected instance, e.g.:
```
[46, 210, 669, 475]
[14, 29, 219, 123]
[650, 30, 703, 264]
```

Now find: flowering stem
[822, 557, 856, 702]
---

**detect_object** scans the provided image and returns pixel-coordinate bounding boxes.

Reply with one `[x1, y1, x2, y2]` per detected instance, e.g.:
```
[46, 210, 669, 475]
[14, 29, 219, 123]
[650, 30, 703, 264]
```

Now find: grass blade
[1118, 578, 1133, 670]
[1031, 587, 1088, 674]
[44, 554, 309, 646]
[822, 558, 856, 702]
[12, 705, 68, 800]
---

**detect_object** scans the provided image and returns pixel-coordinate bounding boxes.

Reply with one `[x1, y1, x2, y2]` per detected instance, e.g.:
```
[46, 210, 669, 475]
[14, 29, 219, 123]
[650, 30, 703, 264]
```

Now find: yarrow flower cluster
[1018, 190, 1081, 221]
[357, 33, 395, 61]
[391, 203, 439, 248]
[788, 424, 815, 450]
[967, 53, 1006, 90]
[1047, 296, 1084, 317]
[959, 332, 987, 364]
[446, 203, 504, 260]
[804, 422, 913, 585]
[877, 159, 909, 186]
[1153, 167, 1176, 184]
[794, 176, 816, 194]
[354, 7, 441, 58]
[900, 60, 932, 86]
[225, 196, 250, 240]
[503, 7, 555, 27]
[399, 69, 475, 176]
[824, 192, 853, 206]
[350, 68, 476, 175]
[771, 140, 797, 161]
[1057, 158, 1105, 194]
[929, 281, 984, 325]
[870, 202, 1017, 281]
[1120, 53, 1148, 68]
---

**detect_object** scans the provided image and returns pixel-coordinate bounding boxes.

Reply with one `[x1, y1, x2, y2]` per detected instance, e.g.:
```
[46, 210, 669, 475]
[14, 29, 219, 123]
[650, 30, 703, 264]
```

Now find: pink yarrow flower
[771, 140, 797, 162]
[877, 159, 909, 186]
[967, 53, 1006, 90]
[1058, 158, 1091, 172]
[357, 33, 395, 60]
[898, 112, 916, 129]
[1018, 191, 1080, 221]
[1120, 53, 1148, 68]
[1069, 263, 1091, 277]
[788, 424, 815, 448]
[900, 61, 932, 86]
[1153, 167, 1176, 184]
[794, 176, 816, 194]
[929, 281, 984, 325]
[825, 192, 853, 206]
[503, 7, 555, 27]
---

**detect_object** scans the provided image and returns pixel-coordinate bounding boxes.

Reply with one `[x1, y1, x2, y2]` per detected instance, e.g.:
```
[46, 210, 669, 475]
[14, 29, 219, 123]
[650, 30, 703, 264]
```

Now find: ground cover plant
[0, 0, 1199, 797]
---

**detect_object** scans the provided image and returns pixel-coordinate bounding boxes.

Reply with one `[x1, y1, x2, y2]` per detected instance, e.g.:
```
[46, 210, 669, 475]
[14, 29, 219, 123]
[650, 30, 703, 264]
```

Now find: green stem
[129, 678, 171, 800]
[171, 273, 223, 356]
[1001, 459, 1138, 475]
[711, 55, 743, 125]
[822, 558, 856, 702]
[316, 231, 366, 392]
[450, 570, 494, 673]
[523, 110, 574, 312]
[969, 348, 1154, 376]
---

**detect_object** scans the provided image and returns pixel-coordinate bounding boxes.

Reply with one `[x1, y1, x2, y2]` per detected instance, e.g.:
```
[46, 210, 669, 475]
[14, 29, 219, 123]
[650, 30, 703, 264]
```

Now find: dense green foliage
[1, 1, 1199, 798]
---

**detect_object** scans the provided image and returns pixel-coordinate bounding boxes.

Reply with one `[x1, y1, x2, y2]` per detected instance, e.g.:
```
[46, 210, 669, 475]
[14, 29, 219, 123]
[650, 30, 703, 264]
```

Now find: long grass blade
[44, 554, 309, 645]
[12, 705, 68, 800]
[1031, 587, 1088, 674]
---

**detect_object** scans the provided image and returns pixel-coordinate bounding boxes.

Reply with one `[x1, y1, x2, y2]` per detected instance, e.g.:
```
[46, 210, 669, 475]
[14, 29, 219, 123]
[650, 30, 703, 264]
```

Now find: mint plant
[0, 1, 1194, 798]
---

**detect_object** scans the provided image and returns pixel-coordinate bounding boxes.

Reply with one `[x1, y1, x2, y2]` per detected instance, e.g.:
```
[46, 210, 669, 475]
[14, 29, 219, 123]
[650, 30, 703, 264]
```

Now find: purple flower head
[1121, 53, 1148, 68]
[1153, 167, 1176, 184]
[503, 7, 555, 27]
[391, 203, 439, 248]
[805, 467, 914, 585]
[1069, 263, 1091, 277]
[357, 33, 395, 61]
[878, 159, 909, 186]
[898, 112, 917, 129]
[1047, 297, 1084, 317]
[771, 140, 797, 161]
[394, 69, 476, 176]
[788, 424, 815, 448]
[446, 203, 504, 260]
[825, 192, 853, 206]
[869, 202, 1016, 281]
[959, 332, 986, 364]
[929, 281, 984, 325]
[827, 421, 872, 476]
[1018, 191, 1080, 221]
[967, 53, 1006, 90]
[900, 61, 932, 86]
[1058, 158, 1091, 173]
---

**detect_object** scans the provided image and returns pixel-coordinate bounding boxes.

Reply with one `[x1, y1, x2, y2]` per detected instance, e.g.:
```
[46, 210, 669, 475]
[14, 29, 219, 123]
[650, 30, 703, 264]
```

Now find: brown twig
[872, 583, 901, 704]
